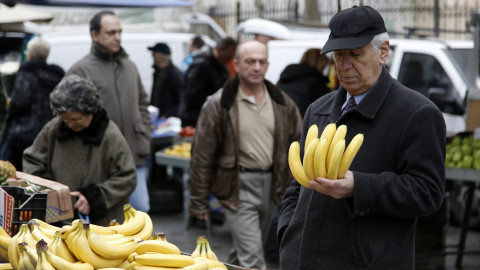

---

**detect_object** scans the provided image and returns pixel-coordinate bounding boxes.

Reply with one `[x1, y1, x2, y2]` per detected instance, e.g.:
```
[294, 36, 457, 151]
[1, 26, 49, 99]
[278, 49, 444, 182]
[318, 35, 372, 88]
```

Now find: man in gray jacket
[67, 10, 151, 213]
[278, 6, 446, 269]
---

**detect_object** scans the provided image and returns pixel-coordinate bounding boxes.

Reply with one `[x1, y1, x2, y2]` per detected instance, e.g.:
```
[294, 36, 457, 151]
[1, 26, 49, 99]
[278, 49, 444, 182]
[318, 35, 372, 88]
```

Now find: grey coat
[67, 42, 151, 166]
[278, 67, 446, 269]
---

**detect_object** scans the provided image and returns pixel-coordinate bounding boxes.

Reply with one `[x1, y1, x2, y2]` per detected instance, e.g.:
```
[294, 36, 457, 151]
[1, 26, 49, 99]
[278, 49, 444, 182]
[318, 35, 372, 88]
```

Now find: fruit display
[190, 236, 227, 269]
[0, 203, 229, 270]
[178, 126, 195, 137]
[0, 161, 16, 185]
[445, 133, 480, 169]
[162, 141, 192, 159]
[288, 123, 364, 187]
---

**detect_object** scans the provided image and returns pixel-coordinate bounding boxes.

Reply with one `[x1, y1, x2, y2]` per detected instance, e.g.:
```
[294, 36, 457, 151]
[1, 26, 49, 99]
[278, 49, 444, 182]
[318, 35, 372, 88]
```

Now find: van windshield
[446, 47, 474, 89]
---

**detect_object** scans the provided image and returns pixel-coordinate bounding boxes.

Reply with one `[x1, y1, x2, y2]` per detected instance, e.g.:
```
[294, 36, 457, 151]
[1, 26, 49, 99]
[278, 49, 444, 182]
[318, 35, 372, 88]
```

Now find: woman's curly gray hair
[50, 74, 102, 115]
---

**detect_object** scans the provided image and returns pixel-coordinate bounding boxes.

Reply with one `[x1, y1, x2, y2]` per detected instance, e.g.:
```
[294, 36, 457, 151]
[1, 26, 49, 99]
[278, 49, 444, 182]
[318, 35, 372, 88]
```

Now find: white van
[44, 30, 215, 96]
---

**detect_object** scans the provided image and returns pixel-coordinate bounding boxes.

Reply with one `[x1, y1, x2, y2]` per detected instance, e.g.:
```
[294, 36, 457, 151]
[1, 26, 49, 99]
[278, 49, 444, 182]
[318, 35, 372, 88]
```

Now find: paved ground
[151, 210, 480, 270]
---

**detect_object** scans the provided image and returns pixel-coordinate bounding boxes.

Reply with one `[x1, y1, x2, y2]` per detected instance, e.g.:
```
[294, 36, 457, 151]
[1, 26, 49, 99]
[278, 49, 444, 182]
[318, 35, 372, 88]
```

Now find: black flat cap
[321, 6, 386, 54]
[148, 43, 171, 55]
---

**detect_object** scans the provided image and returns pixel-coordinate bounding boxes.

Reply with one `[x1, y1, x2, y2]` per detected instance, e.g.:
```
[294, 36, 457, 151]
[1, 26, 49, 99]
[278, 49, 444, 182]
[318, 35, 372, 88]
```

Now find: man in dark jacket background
[178, 36, 237, 127]
[0, 36, 64, 171]
[278, 6, 446, 269]
[148, 42, 183, 118]
[277, 48, 331, 118]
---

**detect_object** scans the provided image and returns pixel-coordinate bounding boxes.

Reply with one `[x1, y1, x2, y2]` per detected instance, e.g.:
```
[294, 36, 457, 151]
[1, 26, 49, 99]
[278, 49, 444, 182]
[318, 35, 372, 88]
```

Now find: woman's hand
[71, 191, 91, 215]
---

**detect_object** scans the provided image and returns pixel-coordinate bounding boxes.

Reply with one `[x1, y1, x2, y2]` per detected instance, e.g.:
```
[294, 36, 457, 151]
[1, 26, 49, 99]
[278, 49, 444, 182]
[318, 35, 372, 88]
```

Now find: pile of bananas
[0, 204, 228, 270]
[288, 123, 364, 187]
[0, 204, 155, 269]
[189, 236, 227, 270]
[0, 225, 11, 265]
[163, 142, 192, 159]
[128, 239, 191, 269]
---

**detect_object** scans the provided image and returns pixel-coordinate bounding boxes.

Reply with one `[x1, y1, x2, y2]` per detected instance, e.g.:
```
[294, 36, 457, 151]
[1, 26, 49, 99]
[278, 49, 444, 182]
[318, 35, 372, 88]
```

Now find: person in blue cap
[277, 6, 446, 269]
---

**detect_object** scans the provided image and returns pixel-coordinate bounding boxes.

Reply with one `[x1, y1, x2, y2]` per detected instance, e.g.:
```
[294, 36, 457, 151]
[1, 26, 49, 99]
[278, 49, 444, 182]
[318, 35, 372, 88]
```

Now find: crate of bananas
[0, 203, 233, 269]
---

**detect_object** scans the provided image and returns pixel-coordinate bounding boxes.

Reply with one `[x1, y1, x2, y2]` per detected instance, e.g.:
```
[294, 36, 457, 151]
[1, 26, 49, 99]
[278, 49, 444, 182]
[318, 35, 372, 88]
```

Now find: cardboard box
[1, 186, 48, 236]
[467, 99, 480, 132]
[0, 187, 14, 235]
[15, 172, 73, 223]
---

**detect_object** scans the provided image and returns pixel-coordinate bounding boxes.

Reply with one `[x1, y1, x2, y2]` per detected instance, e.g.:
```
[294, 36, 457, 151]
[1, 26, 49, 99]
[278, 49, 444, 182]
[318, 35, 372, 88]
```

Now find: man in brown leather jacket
[188, 40, 302, 270]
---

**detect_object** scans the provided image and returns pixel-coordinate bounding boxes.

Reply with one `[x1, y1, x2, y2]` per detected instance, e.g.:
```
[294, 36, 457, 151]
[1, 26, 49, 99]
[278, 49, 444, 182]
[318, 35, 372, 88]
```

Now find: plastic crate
[2, 186, 47, 236]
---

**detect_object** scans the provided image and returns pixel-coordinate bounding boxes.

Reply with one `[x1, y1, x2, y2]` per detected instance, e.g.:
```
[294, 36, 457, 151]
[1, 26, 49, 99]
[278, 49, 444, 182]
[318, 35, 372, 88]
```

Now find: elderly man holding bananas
[278, 6, 446, 270]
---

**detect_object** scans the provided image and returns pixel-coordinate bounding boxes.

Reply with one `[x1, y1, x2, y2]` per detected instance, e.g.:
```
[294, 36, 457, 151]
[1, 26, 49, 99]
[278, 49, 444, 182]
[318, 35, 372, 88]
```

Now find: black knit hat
[148, 43, 171, 55]
[321, 6, 387, 54]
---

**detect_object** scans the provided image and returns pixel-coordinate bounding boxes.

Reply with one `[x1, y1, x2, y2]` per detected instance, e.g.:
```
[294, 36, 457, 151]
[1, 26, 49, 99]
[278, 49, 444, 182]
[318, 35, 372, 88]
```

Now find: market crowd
[0, 5, 445, 270]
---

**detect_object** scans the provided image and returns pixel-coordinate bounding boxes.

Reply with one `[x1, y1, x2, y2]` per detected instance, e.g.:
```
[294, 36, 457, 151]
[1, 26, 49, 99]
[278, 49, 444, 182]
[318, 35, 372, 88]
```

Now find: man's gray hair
[26, 37, 51, 60]
[371, 32, 389, 52]
[50, 74, 103, 116]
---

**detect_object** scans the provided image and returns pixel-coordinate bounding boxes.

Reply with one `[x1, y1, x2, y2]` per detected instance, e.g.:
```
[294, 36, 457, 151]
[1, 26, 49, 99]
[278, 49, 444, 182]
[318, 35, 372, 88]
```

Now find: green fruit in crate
[0, 160, 16, 185]
[446, 144, 454, 152]
[452, 152, 463, 163]
[474, 159, 480, 170]
[461, 144, 472, 156]
[462, 135, 474, 146]
[473, 138, 480, 149]
[446, 161, 456, 168]
[451, 136, 462, 146]
[445, 153, 453, 165]
[462, 155, 473, 168]
[448, 146, 460, 156]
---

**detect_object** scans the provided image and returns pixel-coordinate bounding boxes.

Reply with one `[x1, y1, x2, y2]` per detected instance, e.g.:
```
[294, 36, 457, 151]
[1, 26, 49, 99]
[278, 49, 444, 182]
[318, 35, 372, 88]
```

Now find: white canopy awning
[0, 4, 53, 24]
[237, 18, 290, 40]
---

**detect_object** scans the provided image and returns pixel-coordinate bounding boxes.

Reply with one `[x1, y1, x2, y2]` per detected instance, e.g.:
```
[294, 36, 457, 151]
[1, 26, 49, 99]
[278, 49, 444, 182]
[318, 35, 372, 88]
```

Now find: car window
[398, 53, 453, 97]
[398, 52, 465, 115]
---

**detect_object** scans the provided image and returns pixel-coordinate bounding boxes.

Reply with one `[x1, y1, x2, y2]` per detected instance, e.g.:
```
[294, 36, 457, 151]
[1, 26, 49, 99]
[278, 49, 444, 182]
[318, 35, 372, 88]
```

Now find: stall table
[155, 151, 190, 169]
[445, 167, 480, 268]
[155, 150, 215, 238]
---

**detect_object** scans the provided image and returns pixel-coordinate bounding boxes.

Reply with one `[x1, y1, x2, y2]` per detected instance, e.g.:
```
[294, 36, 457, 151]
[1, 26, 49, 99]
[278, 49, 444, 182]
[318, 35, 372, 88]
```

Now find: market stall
[445, 167, 480, 267]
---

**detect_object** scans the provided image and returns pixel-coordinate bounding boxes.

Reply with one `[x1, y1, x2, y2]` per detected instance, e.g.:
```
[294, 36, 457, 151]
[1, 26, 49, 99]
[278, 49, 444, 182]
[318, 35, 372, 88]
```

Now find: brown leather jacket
[188, 75, 302, 215]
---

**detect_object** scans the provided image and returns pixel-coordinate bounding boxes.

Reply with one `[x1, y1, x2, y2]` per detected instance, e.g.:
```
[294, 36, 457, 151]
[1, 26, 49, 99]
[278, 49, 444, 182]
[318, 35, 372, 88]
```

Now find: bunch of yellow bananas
[288, 123, 364, 187]
[2, 204, 156, 270]
[108, 204, 154, 241]
[56, 219, 132, 269]
[33, 238, 95, 270]
[0, 226, 10, 264]
[0, 204, 231, 270]
[4, 221, 94, 270]
[0, 263, 11, 269]
[189, 236, 227, 270]
[59, 204, 154, 269]
[127, 233, 202, 269]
